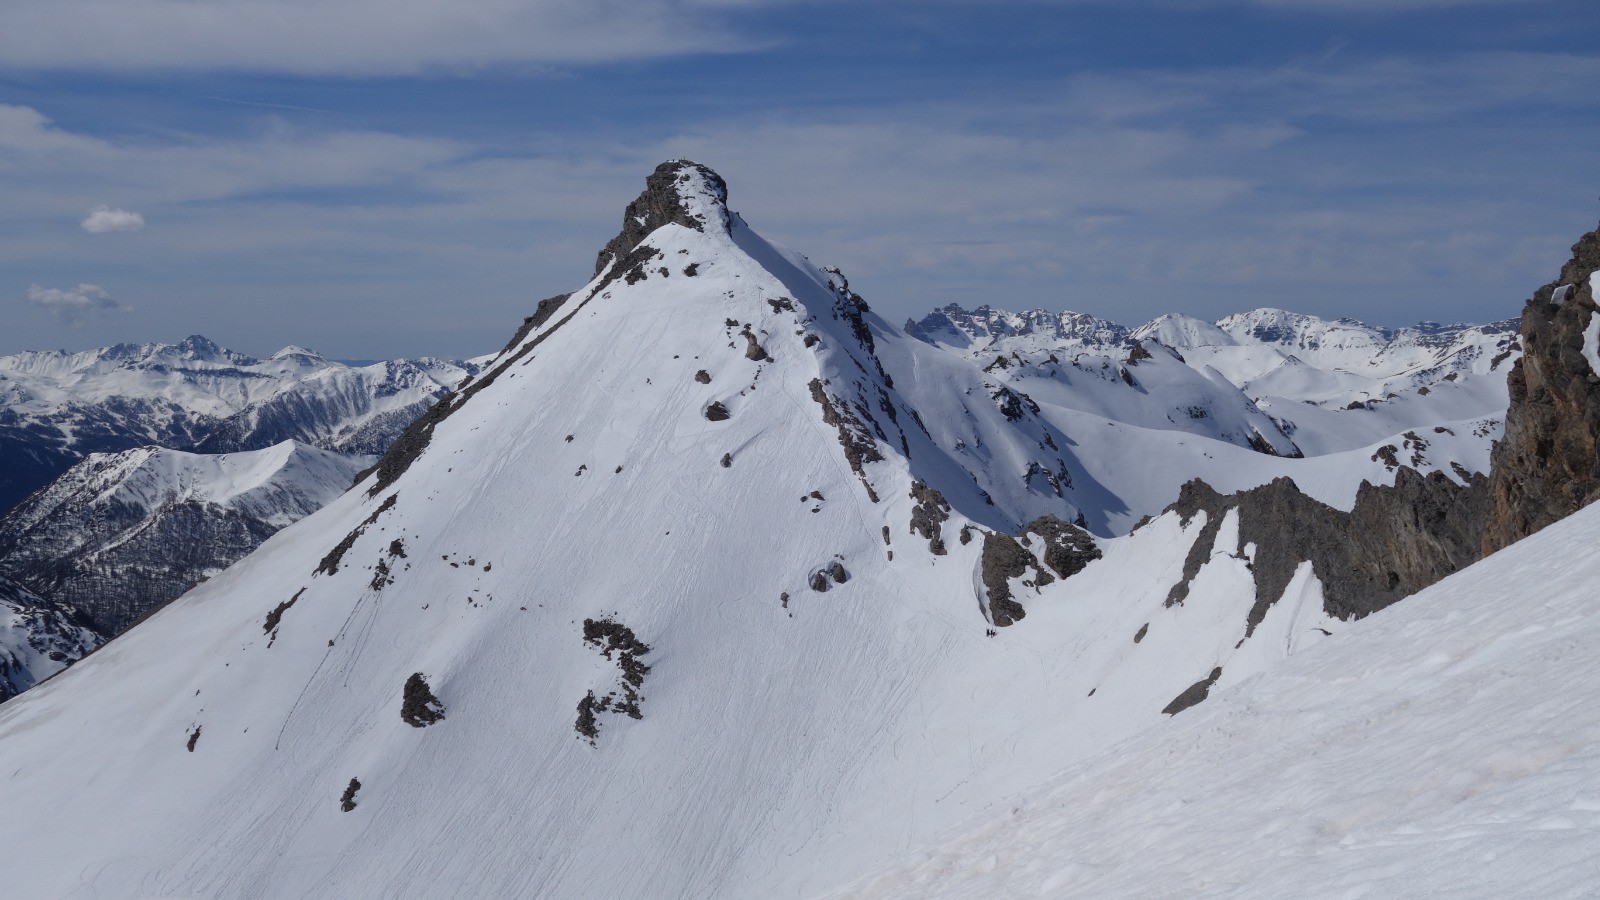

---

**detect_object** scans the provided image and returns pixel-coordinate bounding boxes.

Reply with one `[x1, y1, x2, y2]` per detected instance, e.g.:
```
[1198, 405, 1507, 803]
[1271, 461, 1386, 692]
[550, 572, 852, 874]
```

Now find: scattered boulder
[186, 725, 201, 752]
[340, 777, 362, 813]
[1162, 667, 1223, 716]
[400, 673, 445, 727]
[704, 401, 731, 422]
[694, 369, 711, 384]
[808, 560, 850, 592]
[741, 327, 772, 362]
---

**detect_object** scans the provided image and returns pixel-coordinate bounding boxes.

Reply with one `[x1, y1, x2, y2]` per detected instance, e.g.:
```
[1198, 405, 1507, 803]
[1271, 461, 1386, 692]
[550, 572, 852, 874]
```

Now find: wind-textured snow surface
[0, 162, 1389, 899]
[838, 500, 1600, 899]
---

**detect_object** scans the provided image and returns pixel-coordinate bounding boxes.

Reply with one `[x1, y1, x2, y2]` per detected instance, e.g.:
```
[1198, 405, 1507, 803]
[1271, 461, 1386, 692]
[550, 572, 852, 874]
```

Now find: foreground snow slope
[838, 500, 1600, 899]
[0, 162, 1385, 899]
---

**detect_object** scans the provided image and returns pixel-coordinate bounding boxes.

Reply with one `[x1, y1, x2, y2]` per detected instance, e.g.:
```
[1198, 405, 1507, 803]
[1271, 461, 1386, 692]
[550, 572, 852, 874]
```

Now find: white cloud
[25, 283, 130, 324]
[81, 206, 145, 233]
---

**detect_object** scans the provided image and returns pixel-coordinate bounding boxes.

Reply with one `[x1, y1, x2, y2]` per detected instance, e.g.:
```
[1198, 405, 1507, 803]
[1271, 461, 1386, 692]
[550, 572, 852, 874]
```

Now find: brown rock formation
[1482, 223, 1600, 554]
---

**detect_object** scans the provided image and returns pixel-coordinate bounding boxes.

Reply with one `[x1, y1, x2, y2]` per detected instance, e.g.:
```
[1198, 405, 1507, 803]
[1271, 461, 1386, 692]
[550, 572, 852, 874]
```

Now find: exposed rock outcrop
[980, 531, 1053, 627]
[593, 160, 729, 276]
[908, 481, 950, 555]
[1162, 667, 1222, 716]
[1021, 515, 1101, 579]
[575, 617, 651, 744]
[1166, 470, 1486, 632]
[400, 672, 445, 727]
[1483, 223, 1600, 554]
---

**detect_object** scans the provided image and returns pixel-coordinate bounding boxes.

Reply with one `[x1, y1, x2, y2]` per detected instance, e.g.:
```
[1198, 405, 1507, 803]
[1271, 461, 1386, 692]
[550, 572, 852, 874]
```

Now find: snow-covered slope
[0, 161, 1427, 898]
[0, 338, 482, 513]
[1153, 308, 1519, 454]
[838, 497, 1600, 899]
[0, 441, 369, 635]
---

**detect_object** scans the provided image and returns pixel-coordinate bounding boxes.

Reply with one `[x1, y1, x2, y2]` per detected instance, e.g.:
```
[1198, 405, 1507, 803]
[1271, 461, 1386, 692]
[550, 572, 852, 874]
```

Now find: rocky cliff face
[593, 159, 729, 276]
[1482, 224, 1600, 554]
[1165, 468, 1486, 630]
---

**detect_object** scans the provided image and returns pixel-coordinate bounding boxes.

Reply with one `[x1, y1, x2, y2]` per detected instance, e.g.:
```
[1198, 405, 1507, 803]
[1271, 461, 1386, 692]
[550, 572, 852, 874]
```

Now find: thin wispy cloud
[25, 283, 131, 325]
[81, 206, 145, 233]
[0, 0, 750, 76]
[0, 0, 1592, 356]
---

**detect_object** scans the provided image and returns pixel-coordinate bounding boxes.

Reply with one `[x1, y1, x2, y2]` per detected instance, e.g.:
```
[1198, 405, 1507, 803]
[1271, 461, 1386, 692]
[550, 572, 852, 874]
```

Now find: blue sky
[2, 0, 1597, 359]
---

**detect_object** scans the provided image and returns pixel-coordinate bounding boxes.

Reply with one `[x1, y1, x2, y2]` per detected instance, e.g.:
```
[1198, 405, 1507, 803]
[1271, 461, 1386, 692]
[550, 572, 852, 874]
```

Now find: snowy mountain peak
[1131, 313, 1237, 349]
[905, 303, 1131, 351]
[269, 345, 324, 361]
[1215, 307, 1389, 349]
[593, 159, 731, 276]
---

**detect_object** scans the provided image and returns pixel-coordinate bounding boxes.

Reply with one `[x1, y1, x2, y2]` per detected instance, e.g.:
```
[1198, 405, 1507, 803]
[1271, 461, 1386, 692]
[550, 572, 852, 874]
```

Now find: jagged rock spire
[593, 160, 730, 276]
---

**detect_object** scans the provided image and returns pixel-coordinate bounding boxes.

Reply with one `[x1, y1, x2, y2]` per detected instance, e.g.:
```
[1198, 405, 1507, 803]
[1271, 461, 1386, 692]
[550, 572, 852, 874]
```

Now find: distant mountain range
[0, 336, 485, 514]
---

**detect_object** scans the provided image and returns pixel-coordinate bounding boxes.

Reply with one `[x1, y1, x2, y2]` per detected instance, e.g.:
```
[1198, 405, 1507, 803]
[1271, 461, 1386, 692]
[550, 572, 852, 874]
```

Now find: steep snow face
[836, 498, 1600, 900]
[0, 161, 1379, 898]
[0, 441, 368, 635]
[0, 338, 482, 512]
[0, 575, 96, 702]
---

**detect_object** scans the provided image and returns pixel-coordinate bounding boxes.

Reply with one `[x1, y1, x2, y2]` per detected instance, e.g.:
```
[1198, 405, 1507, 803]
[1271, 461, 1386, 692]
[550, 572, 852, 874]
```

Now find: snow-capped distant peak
[1132, 313, 1238, 349]
[269, 345, 324, 361]
[905, 303, 1131, 351]
[1215, 307, 1389, 349]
